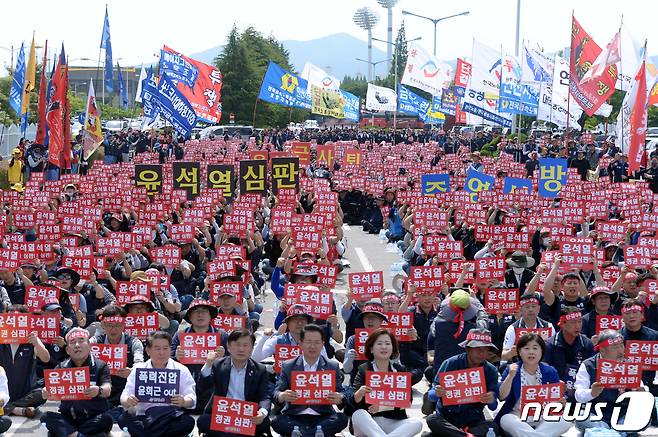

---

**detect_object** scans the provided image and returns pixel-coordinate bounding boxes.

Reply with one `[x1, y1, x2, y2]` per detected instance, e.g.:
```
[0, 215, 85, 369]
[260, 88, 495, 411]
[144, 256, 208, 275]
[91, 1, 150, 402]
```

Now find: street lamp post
[353, 7, 379, 81]
[355, 58, 391, 80]
[400, 10, 469, 55]
[73, 82, 87, 97]
[372, 36, 421, 131]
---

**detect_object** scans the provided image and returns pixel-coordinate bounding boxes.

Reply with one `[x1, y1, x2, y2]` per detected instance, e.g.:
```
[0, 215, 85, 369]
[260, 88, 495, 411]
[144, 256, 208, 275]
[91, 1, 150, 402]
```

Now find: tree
[215, 26, 308, 127]
[389, 22, 408, 82]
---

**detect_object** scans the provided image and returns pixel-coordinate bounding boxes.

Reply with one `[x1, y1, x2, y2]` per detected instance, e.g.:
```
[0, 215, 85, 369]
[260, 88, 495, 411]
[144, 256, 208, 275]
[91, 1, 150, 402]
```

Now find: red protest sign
[514, 327, 552, 344]
[124, 313, 159, 339]
[475, 257, 506, 282]
[626, 340, 658, 371]
[0, 314, 38, 344]
[290, 371, 336, 405]
[212, 314, 247, 333]
[215, 245, 247, 260]
[283, 284, 332, 320]
[179, 333, 222, 365]
[596, 315, 623, 335]
[209, 281, 243, 305]
[115, 281, 151, 306]
[207, 259, 237, 281]
[25, 286, 59, 312]
[210, 396, 257, 435]
[521, 383, 564, 412]
[274, 344, 302, 373]
[365, 371, 412, 408]
[271, 208, 294, 235]
[44, 367, 90, 400]
[149, 245, 181, 268]
[0, 249, 21, 271]
[596, 359, 641, 389]
[291, 229, 322, 253]
[409, 266, 443, 293]
[485, 288, 519, 314]
[596, 221, 627, 241]
[624, 245, 653, 269]
[31, 315, 59, 344]
[96, 237, 123, 256]
[312, 264, 338, 288]
[382, 312, 414, 341]
[446, 260, 474, 284]
[423, 237, 462, 259]
[348, 271, 384, 300]
[601, 267, 621, 288]
[560, 237, 595, 269]
[69, 293, 81, 312]
[61, 255, 94, 278]
[170, 224, 195, 243]
[90, 344, 128, 375]
[354, 328, 373, 360]
[439, 367, 487, 406]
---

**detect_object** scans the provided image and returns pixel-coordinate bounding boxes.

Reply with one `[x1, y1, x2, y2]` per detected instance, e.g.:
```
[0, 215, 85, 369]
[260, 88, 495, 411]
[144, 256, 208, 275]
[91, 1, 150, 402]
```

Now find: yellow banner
[311, 85, 345, 119]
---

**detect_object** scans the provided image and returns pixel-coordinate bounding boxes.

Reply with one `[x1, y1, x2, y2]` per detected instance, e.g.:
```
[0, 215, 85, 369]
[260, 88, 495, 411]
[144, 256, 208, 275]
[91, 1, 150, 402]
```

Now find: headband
[466, 332, 492, 343]
[520, 298, 540, 307]
[594, 336, 624, 351]
[558, 312, 582, 325]
[622, 305, 644, 314]
[101, 316, 125, 324]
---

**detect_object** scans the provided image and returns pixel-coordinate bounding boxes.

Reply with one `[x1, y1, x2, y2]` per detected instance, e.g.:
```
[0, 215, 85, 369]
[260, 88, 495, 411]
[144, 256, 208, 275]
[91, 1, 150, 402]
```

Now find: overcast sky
[0, 0, 653, 71]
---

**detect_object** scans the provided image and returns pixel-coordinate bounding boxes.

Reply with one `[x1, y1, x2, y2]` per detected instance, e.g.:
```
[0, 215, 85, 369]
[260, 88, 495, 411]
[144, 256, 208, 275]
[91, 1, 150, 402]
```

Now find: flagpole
[566, 10, 573, 150]
[252, 98, 259, 127]
[618, 16, 624, 153]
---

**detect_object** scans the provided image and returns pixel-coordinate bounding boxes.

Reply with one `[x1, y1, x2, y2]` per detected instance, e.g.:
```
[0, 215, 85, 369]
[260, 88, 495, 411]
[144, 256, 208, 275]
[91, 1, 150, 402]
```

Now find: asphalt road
[6, 225, 658, 436]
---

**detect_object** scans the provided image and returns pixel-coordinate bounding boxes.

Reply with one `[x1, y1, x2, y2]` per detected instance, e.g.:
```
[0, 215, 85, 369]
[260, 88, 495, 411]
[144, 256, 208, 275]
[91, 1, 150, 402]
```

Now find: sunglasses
[57, 274, 72, 280]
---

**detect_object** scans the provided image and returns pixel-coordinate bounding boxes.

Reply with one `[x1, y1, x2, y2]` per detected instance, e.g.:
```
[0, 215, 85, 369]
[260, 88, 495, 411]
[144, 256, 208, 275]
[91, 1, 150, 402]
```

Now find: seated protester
[541, 256, 589, 324]
[272, 324, 348, 437]
[0, 366, 11, 434]
[271, 258, 320, 329]
[574, 329, 647, 432]
[40, 328, 114, 437]
[144, 265, 182, 322]
[103, 253, 133, 282]
[253, 304, 323, 362]
[168, 256, 197, 311]
[610, 267, 642, 314]
[581, 286, 619, 338]
[495, 333, 572, 437]
[0, 304, 49, 418]
[123, 295, 170, 332]
[342, 302, 388, 381]
[119, 332, 197, 437]
[36, 298, 72, 378]
[472, 278, 515, 353]
[20, 259, 49, 286]
[620, 298, 658, 399]
[172, 299, 226, 414]
[349, 328, 424, 437]
[500, 293, 555, 368]
[543, 307, 594, 401]
[172, 239, 206, 307]
[426, 328, 500, 437]
[427, 289, 488, 382]
[90, 305, 145, 410]
[57, 266, 116, 326]
[341, 283, 370, 343]
[197, 329, 274, 437]
[396, 288, 437, 373]
[130, 270, 180, 335]
[504, 251, 536, 295]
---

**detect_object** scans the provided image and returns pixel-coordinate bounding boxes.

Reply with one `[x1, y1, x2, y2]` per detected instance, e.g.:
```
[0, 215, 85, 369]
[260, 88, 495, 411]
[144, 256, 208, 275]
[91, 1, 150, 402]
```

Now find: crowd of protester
[0, 125, 656, 437]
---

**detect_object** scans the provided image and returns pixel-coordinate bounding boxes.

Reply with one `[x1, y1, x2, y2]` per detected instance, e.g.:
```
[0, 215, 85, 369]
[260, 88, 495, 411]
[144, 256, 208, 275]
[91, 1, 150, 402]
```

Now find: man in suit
[272, 324, 348, 437]
[196, 329, 273, 437]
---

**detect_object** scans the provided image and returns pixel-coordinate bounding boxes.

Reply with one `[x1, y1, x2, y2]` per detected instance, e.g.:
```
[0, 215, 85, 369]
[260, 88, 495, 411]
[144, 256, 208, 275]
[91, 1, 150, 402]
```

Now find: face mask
[512, 267, 525, 274]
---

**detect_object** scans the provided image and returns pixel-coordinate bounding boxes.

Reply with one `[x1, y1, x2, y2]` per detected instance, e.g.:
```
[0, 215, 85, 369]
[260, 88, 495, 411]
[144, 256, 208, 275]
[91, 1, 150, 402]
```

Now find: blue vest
[583, 355, 619, 424]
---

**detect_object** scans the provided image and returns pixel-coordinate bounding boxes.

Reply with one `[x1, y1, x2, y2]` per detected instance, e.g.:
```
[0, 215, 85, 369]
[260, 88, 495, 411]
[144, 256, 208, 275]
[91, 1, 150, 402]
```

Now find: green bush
[0, 167, 8, 190]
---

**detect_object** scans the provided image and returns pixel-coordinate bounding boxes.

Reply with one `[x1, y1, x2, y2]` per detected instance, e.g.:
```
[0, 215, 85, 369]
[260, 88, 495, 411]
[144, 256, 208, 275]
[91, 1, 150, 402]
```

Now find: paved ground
[5, 225, 658, 436]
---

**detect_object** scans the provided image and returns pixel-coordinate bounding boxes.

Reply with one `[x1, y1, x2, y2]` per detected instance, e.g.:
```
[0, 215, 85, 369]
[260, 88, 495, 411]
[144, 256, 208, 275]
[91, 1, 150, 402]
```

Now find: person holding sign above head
[119, 331, 197, 437]
[172, 298, 226, 414]
[40, 327, 114, 437]
[196, 328, 273, 437]
[348, 328, 423, 437]
[272, 324, 348, 437]
[425, 328, 500, 437]
[496, 333, 571, 437]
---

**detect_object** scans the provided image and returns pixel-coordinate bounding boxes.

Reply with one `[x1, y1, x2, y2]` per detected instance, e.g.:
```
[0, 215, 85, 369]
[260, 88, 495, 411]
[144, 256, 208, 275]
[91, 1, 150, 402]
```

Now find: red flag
[569, 15, 618, 116]
[628, 51, 648, 174]
[46, 57, 66, 168]
[35, 41, 48, 145]
[62, 63, 71, 170]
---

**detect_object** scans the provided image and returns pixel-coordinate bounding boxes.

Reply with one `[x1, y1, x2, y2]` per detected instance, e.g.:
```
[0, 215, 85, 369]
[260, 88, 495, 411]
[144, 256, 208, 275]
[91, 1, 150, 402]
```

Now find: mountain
[189, 32, 388, 80]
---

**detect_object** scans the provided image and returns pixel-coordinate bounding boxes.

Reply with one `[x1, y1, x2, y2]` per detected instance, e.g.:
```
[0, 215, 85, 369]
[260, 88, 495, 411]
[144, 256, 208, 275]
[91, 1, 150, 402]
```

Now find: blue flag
[257, 61, 311, 110]
[141, 67, 160, 125]
[341, 90, 359, 122]
[117, 62, 127, 109]
[464, 168, 495, 201]
[538, 158, 567, 198]
[503, 177, 532, 194]
[159, 49, 199, 89]
[156, 72, 197, 137]
[9, 43, 26, 116]
[101, 7, 113, 93]
[421, 174, 450, 195]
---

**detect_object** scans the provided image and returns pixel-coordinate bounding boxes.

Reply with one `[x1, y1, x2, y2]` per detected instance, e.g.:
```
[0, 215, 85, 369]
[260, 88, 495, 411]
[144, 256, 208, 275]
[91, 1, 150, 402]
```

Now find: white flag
[617, 24, 642, 91]
[537, 54, 582, 129]
[580, 32, 621, 84]
[521, 43, 554, 83]
[135, 65, 147, 103]
[365, 83, 396, 112]
[400, 41, 452, 96]
[301, 62, 340, 92]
